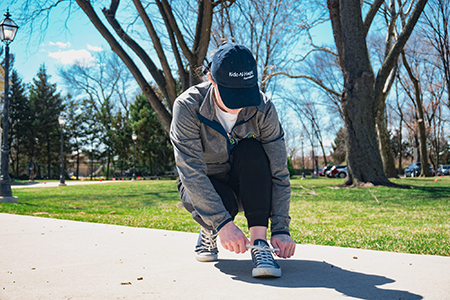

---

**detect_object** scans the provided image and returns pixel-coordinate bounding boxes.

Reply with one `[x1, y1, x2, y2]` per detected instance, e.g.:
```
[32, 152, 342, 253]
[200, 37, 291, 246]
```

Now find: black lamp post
[0, 10, 18, 203]
[301, 134, 306, 180]
[132, 132, 137, 180]
[58, 114, 67, 186]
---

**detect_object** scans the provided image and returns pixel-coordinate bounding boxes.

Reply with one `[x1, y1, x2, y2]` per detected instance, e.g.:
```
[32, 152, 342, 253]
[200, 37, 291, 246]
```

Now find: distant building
[67, 153, 104, 178]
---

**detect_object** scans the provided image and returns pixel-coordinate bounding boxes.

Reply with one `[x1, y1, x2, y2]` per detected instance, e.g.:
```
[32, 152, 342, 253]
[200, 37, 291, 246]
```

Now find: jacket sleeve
[259, 100, 292, 236]
[170, 98, 233, 231]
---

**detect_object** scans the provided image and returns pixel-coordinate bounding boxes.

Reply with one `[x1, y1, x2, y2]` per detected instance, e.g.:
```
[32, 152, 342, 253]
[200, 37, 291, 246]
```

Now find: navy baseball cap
[210, 42, 261, 109]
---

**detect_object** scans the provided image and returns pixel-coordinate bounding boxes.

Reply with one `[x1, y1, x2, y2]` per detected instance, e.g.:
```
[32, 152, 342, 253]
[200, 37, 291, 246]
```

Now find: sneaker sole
[252, 267, 281, 278]
[196, 253, 218, 262]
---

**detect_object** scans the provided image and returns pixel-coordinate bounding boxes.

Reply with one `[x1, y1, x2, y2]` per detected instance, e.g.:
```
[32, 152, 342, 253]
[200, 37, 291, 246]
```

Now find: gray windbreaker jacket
[170, 81, 291, 236]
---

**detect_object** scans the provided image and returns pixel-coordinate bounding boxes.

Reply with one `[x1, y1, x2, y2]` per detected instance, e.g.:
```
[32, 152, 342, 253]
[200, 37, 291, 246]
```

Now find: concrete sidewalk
[0, 213, 449, 300]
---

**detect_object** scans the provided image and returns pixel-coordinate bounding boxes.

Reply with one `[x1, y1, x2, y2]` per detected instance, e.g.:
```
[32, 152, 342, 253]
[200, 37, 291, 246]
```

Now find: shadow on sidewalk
[214, 259, 422, 300]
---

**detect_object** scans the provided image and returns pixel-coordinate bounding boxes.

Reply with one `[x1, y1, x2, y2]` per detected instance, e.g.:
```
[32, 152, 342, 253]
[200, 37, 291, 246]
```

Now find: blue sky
[3, 1, 106, 88]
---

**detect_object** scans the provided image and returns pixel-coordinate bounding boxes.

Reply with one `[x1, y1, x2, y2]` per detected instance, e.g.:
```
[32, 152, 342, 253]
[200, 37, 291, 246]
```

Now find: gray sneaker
[195, 227, 218, 262]
[251, 239, 281, 278]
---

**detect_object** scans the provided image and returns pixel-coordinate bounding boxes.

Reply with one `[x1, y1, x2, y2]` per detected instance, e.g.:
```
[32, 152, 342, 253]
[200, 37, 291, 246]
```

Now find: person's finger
[229, 240, 239, 254]
[237, 236, 247, 253]
[285, 242, 295, 258]
[289, 243, 296, 257]
[279, 246, 287, 258]
[220, 238, 229, 251]
[271, 238, 282, 257]
[277, 241, 291, 258]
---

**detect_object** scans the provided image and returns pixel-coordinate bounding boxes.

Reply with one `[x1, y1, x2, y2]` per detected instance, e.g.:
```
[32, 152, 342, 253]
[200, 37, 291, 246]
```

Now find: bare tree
[59, 51, 134, 179]
[396, 34, 447, 176]
[18, 0, 234, 133]
[250, 0, 427, 184]
[399, 49, 430, 176]
[418, 46, 446, 170]
[284, 88, 330, 168]
[325, 0, 428, 186]
[422, 0, 450, 107]
[388, 75, 408, 173]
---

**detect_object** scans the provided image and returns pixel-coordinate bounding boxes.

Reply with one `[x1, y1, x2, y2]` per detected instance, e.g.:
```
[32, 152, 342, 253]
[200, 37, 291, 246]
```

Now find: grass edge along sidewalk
[1, 177, 449, 256]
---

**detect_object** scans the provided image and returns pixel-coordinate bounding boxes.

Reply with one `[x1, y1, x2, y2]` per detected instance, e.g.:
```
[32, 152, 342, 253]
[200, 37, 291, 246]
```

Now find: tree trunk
[376, 101, 398, 177]
[107, 151, 111, 180]
[417, 118, 430, 177]
[15, 145, 19, 178]
[47, 136, 51, 179]
[401, 51, 430, 177]
[76, 151, 80, 180]
[327, 0, 428, 185]
[319, 140, 328, 167]
[328, 0, 389, 185]
[341, 74, 389, 185]
[398, 118, 403, 174]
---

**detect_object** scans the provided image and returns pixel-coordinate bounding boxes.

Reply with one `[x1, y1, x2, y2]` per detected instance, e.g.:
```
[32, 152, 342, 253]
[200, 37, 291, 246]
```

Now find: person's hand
[219, 221, 250, 254]
[271, 234, 296, 258]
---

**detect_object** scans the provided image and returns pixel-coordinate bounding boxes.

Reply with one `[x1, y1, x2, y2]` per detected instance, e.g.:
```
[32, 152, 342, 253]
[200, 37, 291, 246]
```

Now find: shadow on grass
[407, 185, 450, 198]
[214, 259, 422, 299]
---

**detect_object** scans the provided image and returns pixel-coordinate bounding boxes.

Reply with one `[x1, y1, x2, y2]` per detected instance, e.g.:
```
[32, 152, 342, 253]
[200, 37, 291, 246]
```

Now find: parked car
[334, 166, 347, 178]
[437, 165, 450, 176]
[330, 165, 347, 178]
[322, 165, 333, 177]
[404, 162, 435, 177]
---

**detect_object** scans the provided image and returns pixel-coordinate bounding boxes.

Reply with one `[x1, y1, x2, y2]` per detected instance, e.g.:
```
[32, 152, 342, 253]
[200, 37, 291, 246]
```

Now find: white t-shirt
[214, 102, 238, 133]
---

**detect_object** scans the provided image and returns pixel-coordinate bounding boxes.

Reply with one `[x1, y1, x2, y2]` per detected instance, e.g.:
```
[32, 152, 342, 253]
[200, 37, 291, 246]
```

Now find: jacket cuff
[271, 231, 290, 237]
[216, 218, 233, 232]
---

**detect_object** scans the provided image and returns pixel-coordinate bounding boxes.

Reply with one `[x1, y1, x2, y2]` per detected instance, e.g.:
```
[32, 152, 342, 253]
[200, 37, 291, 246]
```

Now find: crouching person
[170, 42, 295, 278]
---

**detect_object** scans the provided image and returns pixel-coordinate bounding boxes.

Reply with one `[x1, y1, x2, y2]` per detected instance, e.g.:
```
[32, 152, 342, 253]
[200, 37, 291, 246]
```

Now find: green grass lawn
[1, 176, 449, 256]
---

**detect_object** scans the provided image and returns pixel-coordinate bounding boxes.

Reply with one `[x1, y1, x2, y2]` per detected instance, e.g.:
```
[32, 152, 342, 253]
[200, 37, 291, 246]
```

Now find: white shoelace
[246, 244, 279, 252]
[250, 246, 278, 267]
[200, 230, 218, 251]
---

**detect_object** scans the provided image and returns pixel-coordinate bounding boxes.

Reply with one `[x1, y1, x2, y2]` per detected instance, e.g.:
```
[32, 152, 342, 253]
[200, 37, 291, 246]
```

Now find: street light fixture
[300, 134, 306, 180]
[132, 132, 137, 180]
[0, 10, 19, 203]
[58, 114, 67, 186]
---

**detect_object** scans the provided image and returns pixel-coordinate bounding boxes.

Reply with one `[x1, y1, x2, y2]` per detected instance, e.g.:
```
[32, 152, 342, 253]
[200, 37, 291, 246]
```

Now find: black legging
[178, 138, 272, 231]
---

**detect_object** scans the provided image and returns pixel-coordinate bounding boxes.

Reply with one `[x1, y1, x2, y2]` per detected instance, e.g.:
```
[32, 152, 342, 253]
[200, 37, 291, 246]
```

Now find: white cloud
[49, 41, 72, 49]
[87, 44, 103, 52]
[48, 49, 96, 66]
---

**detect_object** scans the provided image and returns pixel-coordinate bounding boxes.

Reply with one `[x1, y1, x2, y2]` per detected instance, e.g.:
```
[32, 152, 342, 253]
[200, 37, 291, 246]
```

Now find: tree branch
[132, 0, 177, 107]
[364, 0, 384, 36]
[153, 0, 190, 91]
[158, 0, 194, 63]
[192, 0, 214, 65]
[102, 0, 172, 106]
[75, 0, 172, 133]
[374, 0, 429, 110]
[327, 0, 344, 66]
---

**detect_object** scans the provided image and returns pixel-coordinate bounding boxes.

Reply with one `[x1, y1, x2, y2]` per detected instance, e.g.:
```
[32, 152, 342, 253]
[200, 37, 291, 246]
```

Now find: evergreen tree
[65, 95, 87, 180]
[80, 100, 103, 179]
[8, 69, 32, 178]
[28, 64, 64, 178]
[330, 128, 346, 165]
[130, 94, 174, 176]
[110, 110, 132, 177]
